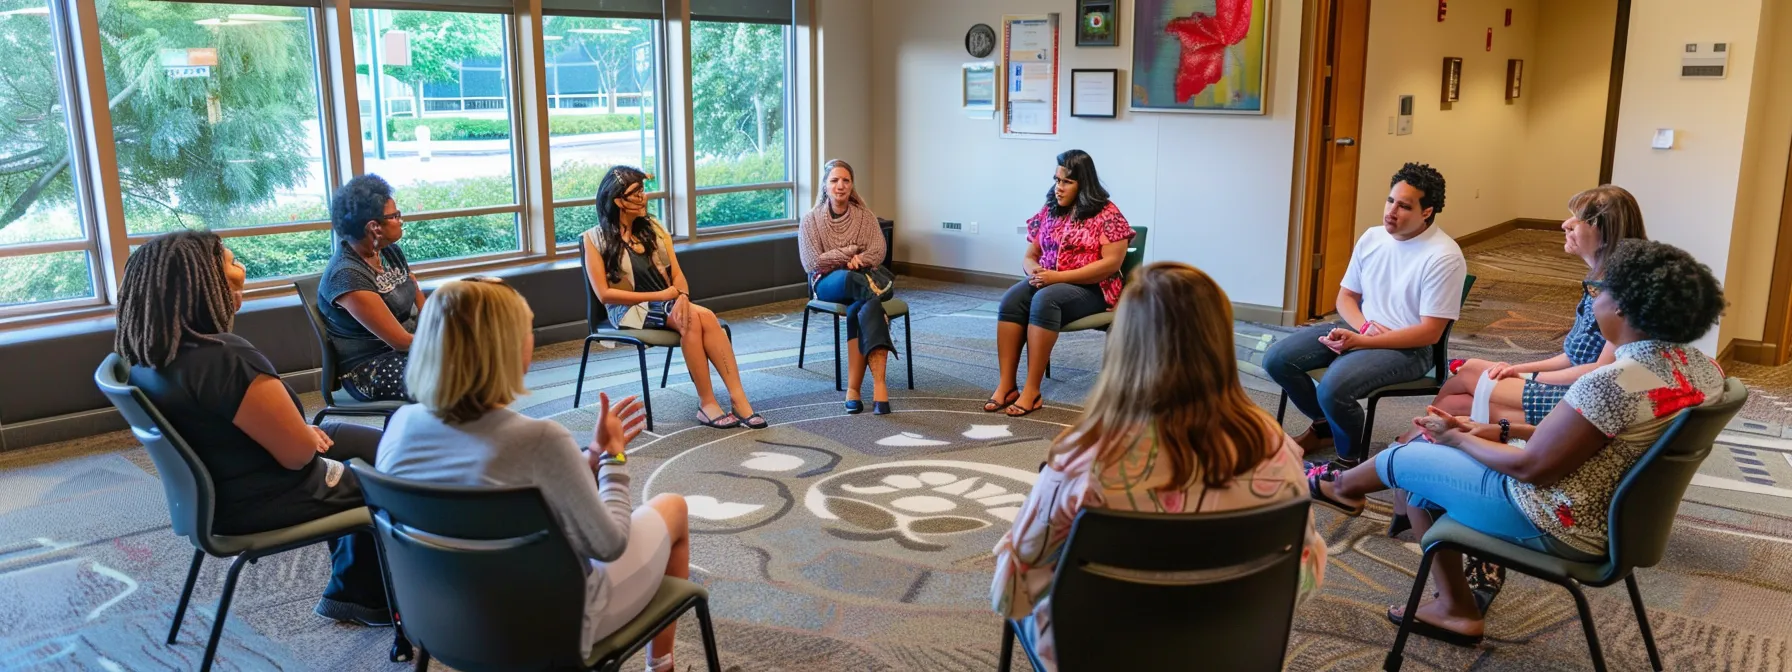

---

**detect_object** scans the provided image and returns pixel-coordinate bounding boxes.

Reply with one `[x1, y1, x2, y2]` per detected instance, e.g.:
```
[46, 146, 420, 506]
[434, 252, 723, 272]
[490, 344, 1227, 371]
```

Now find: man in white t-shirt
[1264, 162, 1469, 472]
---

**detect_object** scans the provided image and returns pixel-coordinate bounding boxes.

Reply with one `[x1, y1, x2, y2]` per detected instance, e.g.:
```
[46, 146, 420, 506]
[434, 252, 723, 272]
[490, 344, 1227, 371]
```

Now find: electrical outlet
[942, 221, 963, 231]
[967, 221, 980, 234]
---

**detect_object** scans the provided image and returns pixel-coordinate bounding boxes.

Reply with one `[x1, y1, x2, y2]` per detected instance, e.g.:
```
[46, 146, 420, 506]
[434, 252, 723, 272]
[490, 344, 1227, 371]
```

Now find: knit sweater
[798, 201, 885, 277]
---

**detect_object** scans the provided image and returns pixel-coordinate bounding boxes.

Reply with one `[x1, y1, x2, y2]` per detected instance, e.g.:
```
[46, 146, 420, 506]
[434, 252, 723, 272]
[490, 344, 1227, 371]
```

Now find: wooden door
[1304, 0, 1370, 320]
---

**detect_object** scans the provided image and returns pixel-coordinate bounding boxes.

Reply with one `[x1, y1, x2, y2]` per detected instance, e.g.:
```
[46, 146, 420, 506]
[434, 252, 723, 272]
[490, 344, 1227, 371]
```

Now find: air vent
[1682, 42, 1729, 79]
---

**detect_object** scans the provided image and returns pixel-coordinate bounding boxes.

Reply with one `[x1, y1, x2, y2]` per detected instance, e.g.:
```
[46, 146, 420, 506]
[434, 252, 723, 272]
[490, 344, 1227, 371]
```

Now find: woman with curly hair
[317, 174, 425, 402]
[1310, 239, 1727, 647]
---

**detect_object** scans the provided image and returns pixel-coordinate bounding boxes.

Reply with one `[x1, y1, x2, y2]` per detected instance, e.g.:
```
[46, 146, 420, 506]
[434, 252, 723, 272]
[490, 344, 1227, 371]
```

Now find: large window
[544, 12, 664, 244]
[355, 8, 521, 263]
[0, 0, 97, 309]
[690, 15, 792, 229]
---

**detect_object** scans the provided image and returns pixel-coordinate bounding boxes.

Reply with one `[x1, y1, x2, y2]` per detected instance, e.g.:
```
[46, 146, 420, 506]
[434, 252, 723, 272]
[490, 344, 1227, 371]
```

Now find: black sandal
[983, 389, 1020, 412]
[1386, 605, 1485, 647]
[1004, 397, 1046, 417]
[1308, 472, 1365, 516]
[695, 409, 741, 429]
[738, 412, 770, 429]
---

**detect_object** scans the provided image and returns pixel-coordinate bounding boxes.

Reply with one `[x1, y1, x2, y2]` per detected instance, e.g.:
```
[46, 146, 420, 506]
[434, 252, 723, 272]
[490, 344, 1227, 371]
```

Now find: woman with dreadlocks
[118, 231, 392, 626]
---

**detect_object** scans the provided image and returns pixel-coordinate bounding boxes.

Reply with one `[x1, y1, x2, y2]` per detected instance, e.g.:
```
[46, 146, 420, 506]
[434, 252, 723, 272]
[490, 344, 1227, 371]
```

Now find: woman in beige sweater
[798, 159, 895, 414]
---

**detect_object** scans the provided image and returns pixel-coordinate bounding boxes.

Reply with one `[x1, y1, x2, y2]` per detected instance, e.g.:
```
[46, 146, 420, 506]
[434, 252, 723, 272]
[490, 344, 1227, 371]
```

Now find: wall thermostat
[1397, 95, 1414, 135]
[1682, 43, 1729, 78]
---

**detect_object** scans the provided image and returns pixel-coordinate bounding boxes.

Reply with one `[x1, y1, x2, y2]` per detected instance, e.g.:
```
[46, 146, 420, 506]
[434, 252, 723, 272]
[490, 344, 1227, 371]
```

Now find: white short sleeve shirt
[1338, 225, 1468, 330]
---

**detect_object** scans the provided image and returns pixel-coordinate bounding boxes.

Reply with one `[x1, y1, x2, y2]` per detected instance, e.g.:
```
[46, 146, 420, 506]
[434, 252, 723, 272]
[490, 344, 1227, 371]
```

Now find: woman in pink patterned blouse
[991, 263, 1326, 672]
[984, 150, 1136, 417]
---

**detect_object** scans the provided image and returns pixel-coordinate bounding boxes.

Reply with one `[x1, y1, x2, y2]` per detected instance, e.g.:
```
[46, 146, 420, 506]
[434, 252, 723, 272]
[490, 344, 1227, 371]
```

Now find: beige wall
[869, 0, 1306, 309]
[1611, 0, 1770, 354]
[1718, 0, 1792, 350]
[1519, 0, 1617, 220]
[1354, 0, 1538, 238]
[817, 0, 874, 206]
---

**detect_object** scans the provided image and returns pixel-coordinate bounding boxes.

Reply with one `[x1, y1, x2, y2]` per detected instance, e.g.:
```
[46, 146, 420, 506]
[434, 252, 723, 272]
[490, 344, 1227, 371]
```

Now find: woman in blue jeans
[798, 159, 895, 414]
[1309, 240, 1727, 647]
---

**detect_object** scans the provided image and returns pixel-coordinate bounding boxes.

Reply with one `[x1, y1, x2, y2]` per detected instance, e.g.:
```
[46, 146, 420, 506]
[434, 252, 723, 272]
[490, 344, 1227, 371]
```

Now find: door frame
[1290, 0, 1633, 322]
[1756, 146, 1792, 366]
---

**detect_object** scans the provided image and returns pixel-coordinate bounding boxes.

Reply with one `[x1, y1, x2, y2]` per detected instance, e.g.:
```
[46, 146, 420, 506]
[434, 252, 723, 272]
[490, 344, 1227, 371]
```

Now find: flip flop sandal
[983, 389, 1021, 413]
[738, 413, 770, 429]
[1309, 472, 1365, 516]
[1004, 398, 1046, 418]
[1386, 605, 1485, 647]
[696, 409, 741, 429]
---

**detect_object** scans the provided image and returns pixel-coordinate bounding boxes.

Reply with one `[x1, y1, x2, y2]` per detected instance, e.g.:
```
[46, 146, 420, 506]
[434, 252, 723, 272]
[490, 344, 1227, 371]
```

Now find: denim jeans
[813, 270, 894, 356]
[1261, 322, 1432, 461]
[1375, 440, 1601, 561]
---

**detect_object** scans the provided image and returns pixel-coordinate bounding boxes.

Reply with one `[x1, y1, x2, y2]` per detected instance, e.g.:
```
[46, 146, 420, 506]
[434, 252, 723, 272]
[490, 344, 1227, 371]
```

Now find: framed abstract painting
[1130, 0, 1271, 114]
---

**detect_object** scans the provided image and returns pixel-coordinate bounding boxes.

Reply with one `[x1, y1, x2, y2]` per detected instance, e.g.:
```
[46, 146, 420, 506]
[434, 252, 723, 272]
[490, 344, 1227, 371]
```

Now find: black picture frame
[1069, 69, 1119, 118]
[1441, 57, 1463, 104]
[1075, 0, 1118, 47]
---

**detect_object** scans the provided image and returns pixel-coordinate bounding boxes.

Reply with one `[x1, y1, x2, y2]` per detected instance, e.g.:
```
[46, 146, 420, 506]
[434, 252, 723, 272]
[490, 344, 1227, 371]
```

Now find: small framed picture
[1075, 0, 1118, 47]
[1506, 59, 1523, 99]
[1441, 57, 1463, 104]
[1070, 69, 1118, 118]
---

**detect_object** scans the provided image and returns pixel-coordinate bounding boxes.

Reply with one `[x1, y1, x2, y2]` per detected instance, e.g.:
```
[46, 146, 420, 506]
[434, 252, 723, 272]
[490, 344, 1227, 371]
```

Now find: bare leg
[694, 306, 754, 417]
[991, 321, 1025, 403]
[646, 494, 691, 664]
[846, 339, 865, 401]
[1394, 507, 1485, 636]
[1009, 325, 1059, 415]
[670, 298, 724, 418]
[869, 349, 890, 402]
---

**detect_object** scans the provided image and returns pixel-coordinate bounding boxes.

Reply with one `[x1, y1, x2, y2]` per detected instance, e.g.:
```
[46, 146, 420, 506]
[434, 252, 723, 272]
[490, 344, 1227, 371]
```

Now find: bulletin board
[1001, 13, 1060, 139]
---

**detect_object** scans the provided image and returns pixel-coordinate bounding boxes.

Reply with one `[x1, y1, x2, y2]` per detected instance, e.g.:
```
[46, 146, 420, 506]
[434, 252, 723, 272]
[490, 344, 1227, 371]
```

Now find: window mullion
[61, 0, 130, 305]
[664, 0, 697, 241]
[322, 0, 367, 182]
[509, 3, 554, 256]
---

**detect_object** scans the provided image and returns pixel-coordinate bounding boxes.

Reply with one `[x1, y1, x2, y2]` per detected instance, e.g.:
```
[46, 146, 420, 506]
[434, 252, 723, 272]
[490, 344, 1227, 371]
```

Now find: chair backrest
[1121, 226, 1149, 280]
[1048, 497, 1310, 671]
[577, 238, 614, 332]
[1607, 376, 1747, 573]
[349, 461, 590, 670]
[93, 353, 219, 551]
[1432, 273, 1478, 384]
[291, 274, 346, 404]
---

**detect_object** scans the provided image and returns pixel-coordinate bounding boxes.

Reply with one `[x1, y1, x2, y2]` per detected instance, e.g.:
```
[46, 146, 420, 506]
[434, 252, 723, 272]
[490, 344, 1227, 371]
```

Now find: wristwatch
[600, 451, 627, 466]
[1498, 419, 1512, 443]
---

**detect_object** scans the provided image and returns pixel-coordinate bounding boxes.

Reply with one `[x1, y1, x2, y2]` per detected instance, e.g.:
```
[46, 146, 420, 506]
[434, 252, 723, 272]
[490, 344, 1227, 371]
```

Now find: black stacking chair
[95, 354, 371, 672]
[292, 275, 407, 425]
[998, 497, 1311, 671]
[1384, 378, 1747, 672]
[572, 251, 730, 432]
[349, 461, 722, 672]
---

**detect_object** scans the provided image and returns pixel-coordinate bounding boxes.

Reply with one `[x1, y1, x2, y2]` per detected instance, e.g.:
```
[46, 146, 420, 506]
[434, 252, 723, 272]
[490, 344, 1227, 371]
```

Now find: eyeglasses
[378, 211, 404, 221]
[1582, 280, 1604, 298]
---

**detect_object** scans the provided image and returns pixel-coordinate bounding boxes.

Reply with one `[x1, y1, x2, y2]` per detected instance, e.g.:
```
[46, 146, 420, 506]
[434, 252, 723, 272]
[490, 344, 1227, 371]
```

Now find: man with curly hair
[1264, 162, 1468, 471]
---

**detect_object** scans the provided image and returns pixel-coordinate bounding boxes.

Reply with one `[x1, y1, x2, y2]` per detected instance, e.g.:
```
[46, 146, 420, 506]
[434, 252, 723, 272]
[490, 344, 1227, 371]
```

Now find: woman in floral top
[984, 149, 1136, 418]
[1311, 239, 1727, 647]
[992, 262, 1326, 672]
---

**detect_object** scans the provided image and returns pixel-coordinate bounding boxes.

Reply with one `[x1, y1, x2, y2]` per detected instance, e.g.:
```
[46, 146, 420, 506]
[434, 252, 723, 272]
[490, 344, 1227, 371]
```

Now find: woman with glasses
[317, 174, 425, 402]
[984, 149, 1134, 418]
[581, 166, 767, 429]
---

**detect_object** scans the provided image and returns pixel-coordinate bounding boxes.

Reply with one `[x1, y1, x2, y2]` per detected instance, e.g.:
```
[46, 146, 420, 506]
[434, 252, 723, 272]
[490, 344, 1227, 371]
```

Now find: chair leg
[168, 549, 204, 645]
[904, 313, 915, 390]
[199, 554, 251, 672]
[413, 649, 430, 672]
[1276, 393, 1288, 424]
[695, 597, 723, 672]
[1363, 395, 1381, 456]
[635, 344, 654, 432]
[798, 308, 810, 370]
[832, 313, 843, 392]
[1382, 544, 1439, 671]
[661, 346, 675, 388]
[1562, 580, 1610, 672]
[310, 409, 329, 425]
[1626, 574, 1664, 671]
[998, 619, 1015, 672]
[575, 337, 595, 409]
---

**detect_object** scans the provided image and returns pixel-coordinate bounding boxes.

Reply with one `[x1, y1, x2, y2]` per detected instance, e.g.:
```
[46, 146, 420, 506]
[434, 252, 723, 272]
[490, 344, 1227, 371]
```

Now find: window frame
[687, 17, 796, 234]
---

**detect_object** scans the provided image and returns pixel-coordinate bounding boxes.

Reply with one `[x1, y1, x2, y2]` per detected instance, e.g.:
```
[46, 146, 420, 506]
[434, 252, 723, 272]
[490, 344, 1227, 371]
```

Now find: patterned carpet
[2, 230, 1790, 671]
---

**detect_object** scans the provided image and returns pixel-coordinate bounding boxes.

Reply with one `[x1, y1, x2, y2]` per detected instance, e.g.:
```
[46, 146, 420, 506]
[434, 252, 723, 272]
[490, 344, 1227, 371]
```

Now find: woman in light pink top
[992, 262, 1327, 672]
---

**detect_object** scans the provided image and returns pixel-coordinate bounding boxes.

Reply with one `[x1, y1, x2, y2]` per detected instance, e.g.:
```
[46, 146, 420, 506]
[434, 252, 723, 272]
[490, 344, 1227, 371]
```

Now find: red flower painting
[1165, 0, 1254, 103]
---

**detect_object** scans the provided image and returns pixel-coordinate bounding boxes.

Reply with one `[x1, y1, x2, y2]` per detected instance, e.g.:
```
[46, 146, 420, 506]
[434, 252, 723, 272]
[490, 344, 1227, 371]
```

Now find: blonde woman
[375, 278, 693, 672]
[799, 159, 895, 414]
[991, 262, 1326, 671]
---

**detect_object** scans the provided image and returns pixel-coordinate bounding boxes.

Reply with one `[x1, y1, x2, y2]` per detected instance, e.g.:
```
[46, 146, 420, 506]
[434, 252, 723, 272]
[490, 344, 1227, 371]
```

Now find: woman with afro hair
[1308, 239, 1727, 647]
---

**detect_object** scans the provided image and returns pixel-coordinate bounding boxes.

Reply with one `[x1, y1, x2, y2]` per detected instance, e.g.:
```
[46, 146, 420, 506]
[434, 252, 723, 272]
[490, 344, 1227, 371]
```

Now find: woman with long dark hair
[580, 166, 766, 429]
[984, 149, 1135, 417]
[992, 262, 1326, 671]
[799, 158, 896, 414]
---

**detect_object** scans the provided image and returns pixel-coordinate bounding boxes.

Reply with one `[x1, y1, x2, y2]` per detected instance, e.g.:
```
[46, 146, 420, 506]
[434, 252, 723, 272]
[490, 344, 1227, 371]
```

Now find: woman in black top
[120, 230, 392, 626]
[318, 174, 425, 402]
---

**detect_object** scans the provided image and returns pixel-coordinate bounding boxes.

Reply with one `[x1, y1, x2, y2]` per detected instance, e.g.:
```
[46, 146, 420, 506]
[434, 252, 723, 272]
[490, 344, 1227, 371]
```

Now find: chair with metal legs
[797, 297, 914, 391]
[292, 275, 407, 426]
[571, 253, 729, 431]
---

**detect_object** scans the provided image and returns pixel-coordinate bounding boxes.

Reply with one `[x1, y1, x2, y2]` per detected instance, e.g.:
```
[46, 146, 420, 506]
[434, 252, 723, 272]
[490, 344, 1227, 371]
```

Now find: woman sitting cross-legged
[1310, 239, 1727, 646]
[799, 158, 896, 415]
[317, 174, 425, 402]
[582, 165, 767, 429]
[992, 262, 1327, 671]
[985, 149, 1135, 417]
[120, 231, 391, 625]
[375, 278, 693, 672]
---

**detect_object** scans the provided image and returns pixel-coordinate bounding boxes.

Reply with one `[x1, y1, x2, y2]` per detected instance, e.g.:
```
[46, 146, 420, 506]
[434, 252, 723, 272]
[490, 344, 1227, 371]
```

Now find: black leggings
[814, 270, 895, 356]
[997, 280, 1106, 331]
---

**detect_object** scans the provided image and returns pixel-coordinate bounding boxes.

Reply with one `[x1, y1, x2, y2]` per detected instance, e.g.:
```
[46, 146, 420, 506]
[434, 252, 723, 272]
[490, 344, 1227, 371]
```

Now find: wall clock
[966, 23, 996, 59]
